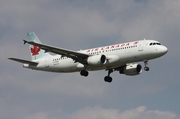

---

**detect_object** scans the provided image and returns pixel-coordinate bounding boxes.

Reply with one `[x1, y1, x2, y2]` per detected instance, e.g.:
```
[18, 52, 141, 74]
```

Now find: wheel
[80, 70, 84, 76]
[144, 67, 150, 71]
[104, 76, 112, 83]
[80, 70, 89, 77]
[84, 71, 89, 77]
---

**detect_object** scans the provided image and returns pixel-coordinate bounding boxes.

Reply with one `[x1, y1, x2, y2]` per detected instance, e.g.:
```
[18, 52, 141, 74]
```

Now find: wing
[24, 40, 91, 64]
[9, 58, 38, 65]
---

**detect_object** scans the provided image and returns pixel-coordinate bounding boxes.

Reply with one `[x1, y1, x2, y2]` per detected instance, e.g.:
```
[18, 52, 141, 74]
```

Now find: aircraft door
[138, 41, 144, 52]
[45, 58, 49, 68]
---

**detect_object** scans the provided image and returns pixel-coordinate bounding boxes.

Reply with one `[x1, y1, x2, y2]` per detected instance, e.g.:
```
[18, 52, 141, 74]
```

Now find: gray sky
[0, 0, 180, 119]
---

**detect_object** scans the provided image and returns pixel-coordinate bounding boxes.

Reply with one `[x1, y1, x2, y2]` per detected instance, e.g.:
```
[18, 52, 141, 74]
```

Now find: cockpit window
[149, 42, 161, 46]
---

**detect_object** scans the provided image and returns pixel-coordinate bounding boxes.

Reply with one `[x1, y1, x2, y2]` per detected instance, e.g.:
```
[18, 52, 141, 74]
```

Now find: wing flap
[9, 58, 38, 65]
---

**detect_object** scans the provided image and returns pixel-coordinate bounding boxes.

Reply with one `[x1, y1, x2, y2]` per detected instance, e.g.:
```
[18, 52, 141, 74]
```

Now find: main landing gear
[144, 60, 150, 71]
[104, 69, 113, 83]
[80, 69, 113, 83]
[80, 70, 89, 77]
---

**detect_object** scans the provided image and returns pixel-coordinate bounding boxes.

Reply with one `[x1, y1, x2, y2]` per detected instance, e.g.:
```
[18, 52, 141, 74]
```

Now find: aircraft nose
[159, 46, 168, 55]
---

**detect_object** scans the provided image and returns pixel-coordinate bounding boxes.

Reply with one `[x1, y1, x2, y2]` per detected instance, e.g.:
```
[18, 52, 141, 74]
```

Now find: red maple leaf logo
[31, 46, 40, 56]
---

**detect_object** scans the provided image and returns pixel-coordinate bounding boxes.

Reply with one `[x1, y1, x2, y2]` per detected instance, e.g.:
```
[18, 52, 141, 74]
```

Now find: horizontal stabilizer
[8, 58, 38, 65]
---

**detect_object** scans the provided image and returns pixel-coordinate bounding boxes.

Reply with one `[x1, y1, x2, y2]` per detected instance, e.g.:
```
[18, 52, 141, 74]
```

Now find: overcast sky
[0, 0, 180, 119]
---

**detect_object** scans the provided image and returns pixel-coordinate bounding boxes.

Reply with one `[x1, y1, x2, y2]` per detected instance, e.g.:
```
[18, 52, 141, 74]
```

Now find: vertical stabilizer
[27, 32, 51, 61]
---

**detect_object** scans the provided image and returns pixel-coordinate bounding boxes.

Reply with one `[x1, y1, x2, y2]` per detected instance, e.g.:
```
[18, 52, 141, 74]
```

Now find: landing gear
[144, 60, 150, 71]
[104, 69, 113, 83]
[80, 69, 114, 82]
[144, 67, 149, 71]
[80, 70, 89, 77]
[104, 76, 112, 83]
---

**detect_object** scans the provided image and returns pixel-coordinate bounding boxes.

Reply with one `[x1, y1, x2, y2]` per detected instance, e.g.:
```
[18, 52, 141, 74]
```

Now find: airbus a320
[9, 32, 168, 83]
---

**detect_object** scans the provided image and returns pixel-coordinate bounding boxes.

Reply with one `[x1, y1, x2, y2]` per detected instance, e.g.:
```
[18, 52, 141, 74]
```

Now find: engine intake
[120, 64, 142, 76]
[87, 55, 106, 66]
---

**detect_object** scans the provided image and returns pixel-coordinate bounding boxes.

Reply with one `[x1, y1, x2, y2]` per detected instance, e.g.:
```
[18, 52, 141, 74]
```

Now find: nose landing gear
[144, 60, 150, 71]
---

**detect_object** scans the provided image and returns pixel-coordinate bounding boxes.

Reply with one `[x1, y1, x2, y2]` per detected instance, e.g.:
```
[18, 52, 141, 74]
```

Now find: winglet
[23, 39, 27, 45]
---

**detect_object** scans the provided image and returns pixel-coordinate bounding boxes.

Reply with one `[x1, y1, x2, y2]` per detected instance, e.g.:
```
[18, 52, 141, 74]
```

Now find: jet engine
[87, 55, 106, 66]
[119, 64, 142, 76]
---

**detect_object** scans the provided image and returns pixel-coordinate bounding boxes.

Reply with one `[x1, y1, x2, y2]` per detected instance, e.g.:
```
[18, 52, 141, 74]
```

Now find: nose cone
[159, 46, 168, 55]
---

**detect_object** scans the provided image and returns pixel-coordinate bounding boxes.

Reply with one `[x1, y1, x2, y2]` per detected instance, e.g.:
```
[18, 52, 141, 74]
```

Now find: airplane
[9, 32, 168, 83]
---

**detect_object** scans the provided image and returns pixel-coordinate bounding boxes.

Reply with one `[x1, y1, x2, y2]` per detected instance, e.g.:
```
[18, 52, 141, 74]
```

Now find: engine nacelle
[120, 64, 142, 76]
[87, 55, 106, 66]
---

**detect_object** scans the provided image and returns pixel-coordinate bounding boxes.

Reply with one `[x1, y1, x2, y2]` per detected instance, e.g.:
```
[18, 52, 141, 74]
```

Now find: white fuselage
[24, 40, 168, 73]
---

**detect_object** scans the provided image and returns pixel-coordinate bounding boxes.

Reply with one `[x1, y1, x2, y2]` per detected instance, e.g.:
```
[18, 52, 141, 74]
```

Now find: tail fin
[27, 32, 51, 61]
